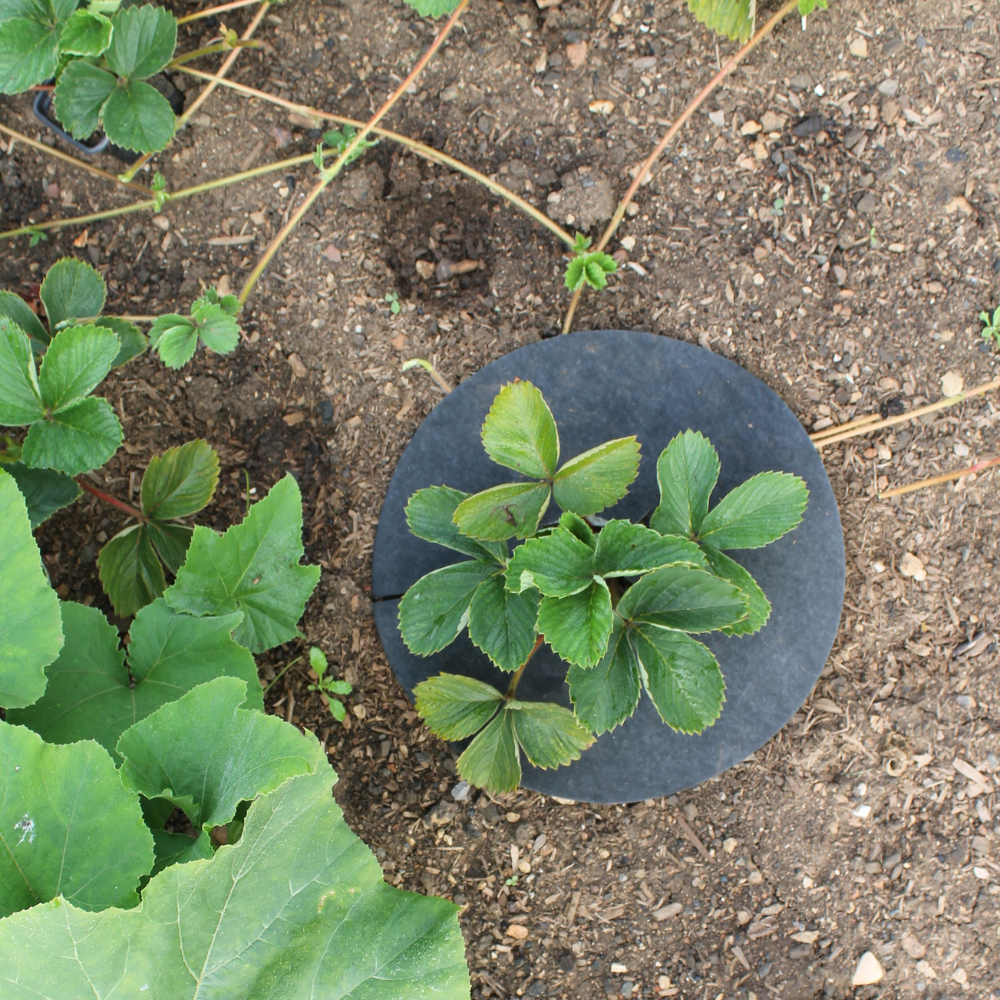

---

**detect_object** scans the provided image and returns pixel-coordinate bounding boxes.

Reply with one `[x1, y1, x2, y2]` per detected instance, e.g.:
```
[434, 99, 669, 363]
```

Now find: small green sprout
[564, 233, 618, 292]
[27, 228, 49, 247]
[314, 125, 379, 177]
[385, 292, 401, 315]
[151, 172, 168, 211]
[821, 184, 832, 203]
[505, 875, 519, 887]
[869, 224, 880, 249]
[308, 646, 352, 722]
[979, 307, 1000, 349]
[772, 197, 785, 217]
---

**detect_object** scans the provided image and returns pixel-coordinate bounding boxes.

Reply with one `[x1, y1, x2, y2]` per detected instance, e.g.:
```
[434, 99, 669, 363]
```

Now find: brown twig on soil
[237, 0, 472, 307]
[879, 456, 1000, 499]
[811, 377, 1000, 448]
[561, 0, 801, 335]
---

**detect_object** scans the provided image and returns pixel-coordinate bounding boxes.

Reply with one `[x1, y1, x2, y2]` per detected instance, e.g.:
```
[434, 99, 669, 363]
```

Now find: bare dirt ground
[2, 0, 999, 997]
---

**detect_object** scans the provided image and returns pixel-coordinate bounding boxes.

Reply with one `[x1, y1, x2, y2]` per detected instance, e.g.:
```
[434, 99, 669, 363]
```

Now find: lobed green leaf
[537, 581, 613, 669]
[105, 2, 176, 80]
[52, 59, 116, 139]
[509, 700, 594, 770]
[467, 573, 539, 672]
[141, 438, 219, 520]
[684, 0, 756, 42]
[148, 313, 197, 368]
[480, 380, 559, 479]
[101, 79, 176, 153]
[193, 301, 240, 355]
[36, 323, 117, 411]
[0, 317, 43, 425]
[21, 396, 122, 476]
[567, 619, 641, 734]
[403, 0, 463, 16]
[649, 430, 720, 538]
[414, 672, 503, 741]
[58, 8, 111, 56]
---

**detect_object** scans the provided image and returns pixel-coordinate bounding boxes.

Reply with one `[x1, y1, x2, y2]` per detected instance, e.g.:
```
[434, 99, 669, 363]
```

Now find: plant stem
[237, 0, 472, 307]
[263, 655, 301, 695]
[811, 377, 1000, 448]
[505, 635, 544, 700]
[880, 456, 1000, 499]
[176, 0, 264, 25]
[76, 477, 145, 521]
[561, 0, 801, 335]
[177, 66, 576, 248]
[168, 39, 259, 67]
[0, 123, 151, 195]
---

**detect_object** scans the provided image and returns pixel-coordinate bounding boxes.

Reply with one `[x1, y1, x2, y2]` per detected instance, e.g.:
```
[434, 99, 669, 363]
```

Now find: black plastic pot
[372, 331, 845, 803]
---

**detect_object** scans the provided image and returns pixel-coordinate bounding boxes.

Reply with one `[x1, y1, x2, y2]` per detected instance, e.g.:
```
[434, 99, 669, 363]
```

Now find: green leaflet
[38, 257, 105, 333]
[21, 396, 122, 475]
[509, 700, 594, 770]
[1, 462, 81, 527]
[97, 523, 167, 617]
[405, 485, 506, 563]
[140, 437, 219, 520]
[697, 471, 809, 550]
[0, 0, 76, 94]
[537, 581, 613, 669]
[414, 673, 503, 741]
[0, 289, 49, 350]
[58, 8, 111, 56]
[53, 59, 115, 139]
[593, 519, 706, 576]
[505, 524, 595, 597]
[567, 619, 641, 735]
[0, 767, 471, 999]
[149, 300, 241, 369]
[452, 480, 551, 541]
[565, 251, 617, 292]
[101, 80, 176, 154]
[649, 430, 720, 538]
[551, 436, 640, 516]
[616, 565, 747, 633]
[701, 545, 771, 636]
[0, 317, 43, 425]
[9, 599, 261, 755]
[457, 709, 520, 793]
[116, 677, 324, 831]
[468, 574, 539, 672]
[0, 469, 63, 709]
[481, 380, 559, 479]
[164, 475, 321, 653]
[104, 2, 175, 78]
[0, 721, 153, 918]
[685, 0, 756, 41]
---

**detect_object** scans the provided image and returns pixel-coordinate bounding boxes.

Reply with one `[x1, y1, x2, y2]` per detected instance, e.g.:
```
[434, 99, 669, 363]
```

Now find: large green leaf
[616, 566, 747, 633]
[405, 485, 506, 563]
[0, 767, 470, 999]
[101, 80, 176, 153]
[117, 677, 323, 831]
[0, 722, 153, 918]
[467, 573, 538, 672]
[593, 519, 706, 576]
[0, 317, 42, 424]
[398, 559, 495, 656]
[9, 600, 261, 754]
[38, 257, 106, 332]
[537, 581, 612, 669]
[140, 438, 219, 520]
[685, 0, 755, 42]
[457, 709, 520, 793]
[164, 475, 321, 653]
[2, 462, 80, 527]
[37, 323, 117, 410]
[104, 2, 175, 79]
[505, 524, 595, 597]
[552, 437, 640, 516]
[631, 625, 724, 733]
[452, 480, 551, 541]
[701, 545, 770, 636]
[649, 430, 720, 538]
[480, 380, 559, 479]
[697, 472, 809, 550]
[0, 290, 49, 349]
[509, 700, 593, 770]
[58, 7, 110, 55]
[414, 672, 503, 740]
[21, 396, 123, 475]
[0, 15, 59, 94]
[567, 619, 641, 734]
[52, 59, 116, 139]
[150, 828, 213, 875]
[97, 523, 166, 617]
[0, 469, 62, 709]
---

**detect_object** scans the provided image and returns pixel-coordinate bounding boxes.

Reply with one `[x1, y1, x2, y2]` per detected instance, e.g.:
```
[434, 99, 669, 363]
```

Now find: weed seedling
[308, 647, 353, 722]
[979, 307, 1000, 349]
[385, 292, 402, 315]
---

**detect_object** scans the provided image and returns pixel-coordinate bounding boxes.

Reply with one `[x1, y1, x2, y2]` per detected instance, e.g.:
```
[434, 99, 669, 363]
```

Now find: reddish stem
[76, 477, 145, 521]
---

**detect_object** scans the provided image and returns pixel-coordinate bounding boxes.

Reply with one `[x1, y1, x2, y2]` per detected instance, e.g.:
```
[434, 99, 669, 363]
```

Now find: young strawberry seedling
[399, 381, 808, 794]
[307, 646, 353, 722]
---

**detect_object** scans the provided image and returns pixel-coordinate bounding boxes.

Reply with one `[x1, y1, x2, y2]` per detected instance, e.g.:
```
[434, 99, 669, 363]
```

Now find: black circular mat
[371, 331, 845, 803]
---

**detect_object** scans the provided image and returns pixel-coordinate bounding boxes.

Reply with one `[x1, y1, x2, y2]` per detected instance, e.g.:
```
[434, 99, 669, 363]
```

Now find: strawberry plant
[399, 381, 809, 793]
[148, 285, 243, 368]
[0, 467, 470, 995]
[307, 645, 353, 722]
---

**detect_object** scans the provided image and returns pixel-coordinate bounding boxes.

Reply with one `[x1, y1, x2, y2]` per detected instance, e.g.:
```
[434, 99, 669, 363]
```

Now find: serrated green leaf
[457, 708, 520, 793]
[509, 700, 594, 769]
[583, 254, 615, 290]
[101, 79, 176, 153]
[537, 580, 613, 668]
[51, 59, 116, 139]
[148, 312, 197, 368]
[616, 566, 747, 633]
[414, 672, 503, 740]
[117, 676, 323, 831]
[505, 524, 595, 597]
[403, 0, 462, 16]
[398, 559, 495, 656]
[453, 480, 551, 541]
[0, 721, 153, 917]
[10, 599, 262, 754]
[2, 461, 80, 527]
[146, 521, 191, 574]
[685, 0, 755, 42]
[192, 301, 240, 354]
[89, 316, 147, 367]
[141, 439, 219, 520]
[405, 485, 507, 563]
[150, 828, 212, 875]
[700, 545, 770, 636]
[468, 573, 539, 671]
[97, 523, 166, 617]
[594, 519, 706, 577]
[0, 16, 59, 94]
[37, 323, 117, 411]
[38, 256, 105, 332]
[650, 430, 721, 538]
[480, 380, 559, 479]
[0, 766, 470, 999]
[0, 290, 49, 350]
[698, 471, 809, 550]
[552, 436, 640, 516]
[559, 510, 595, 548]
[0, 469, 62, 708]
[631, 625, 724, 733]
[564, 256, 585, 291]
[567, 618, 641, 734]
[0, 317, 43, 424]
[105, 2, 175, 79]
[164, 475, 321, 653]
[22, 396, 122, 475]
[58, 7, 110, 55]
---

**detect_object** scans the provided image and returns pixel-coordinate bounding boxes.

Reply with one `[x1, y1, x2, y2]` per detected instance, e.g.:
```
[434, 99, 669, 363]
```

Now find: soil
[2, 0, 999, 997]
